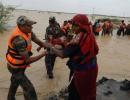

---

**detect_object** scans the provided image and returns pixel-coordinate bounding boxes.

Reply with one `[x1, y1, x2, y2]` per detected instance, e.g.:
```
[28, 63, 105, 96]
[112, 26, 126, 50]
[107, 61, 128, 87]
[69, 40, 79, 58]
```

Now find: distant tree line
[100, 18, 120, 25]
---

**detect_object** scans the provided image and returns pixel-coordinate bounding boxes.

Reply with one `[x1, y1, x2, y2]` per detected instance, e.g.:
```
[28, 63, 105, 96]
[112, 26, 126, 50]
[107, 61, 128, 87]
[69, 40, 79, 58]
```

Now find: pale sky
[2, 0, 130, 17]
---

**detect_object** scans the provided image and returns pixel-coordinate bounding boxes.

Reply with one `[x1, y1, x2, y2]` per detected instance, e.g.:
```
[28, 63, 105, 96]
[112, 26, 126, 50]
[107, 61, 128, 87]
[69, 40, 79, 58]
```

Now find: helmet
[49, 16, 55, 23]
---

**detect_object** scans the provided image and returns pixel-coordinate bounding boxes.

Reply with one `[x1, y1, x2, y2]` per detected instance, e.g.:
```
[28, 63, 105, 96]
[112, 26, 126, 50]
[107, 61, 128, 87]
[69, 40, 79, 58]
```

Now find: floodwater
[0, 9, 130, 100]
[1, 29, 130, 100]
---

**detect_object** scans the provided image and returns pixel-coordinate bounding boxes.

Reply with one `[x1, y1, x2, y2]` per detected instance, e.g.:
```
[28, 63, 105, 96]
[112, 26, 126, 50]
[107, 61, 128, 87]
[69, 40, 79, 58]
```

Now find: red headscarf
[71, 15, 98, 99]
[72, 14, 99, 62]
[72, 14, 92, 35]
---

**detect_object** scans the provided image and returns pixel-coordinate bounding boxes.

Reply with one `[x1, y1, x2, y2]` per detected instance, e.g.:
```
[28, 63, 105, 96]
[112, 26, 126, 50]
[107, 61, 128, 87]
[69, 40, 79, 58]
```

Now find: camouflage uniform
[7, 34, 37, 100]
[45, 20, 61, 78]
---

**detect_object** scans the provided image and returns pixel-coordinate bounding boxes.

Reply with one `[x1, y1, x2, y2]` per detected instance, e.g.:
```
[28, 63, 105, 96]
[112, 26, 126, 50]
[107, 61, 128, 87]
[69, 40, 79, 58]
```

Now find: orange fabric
[8, 26, 32, 51]
[95, 26, 102, 33]
[6, 26, 32, 68]
[6, 54, 24, 65]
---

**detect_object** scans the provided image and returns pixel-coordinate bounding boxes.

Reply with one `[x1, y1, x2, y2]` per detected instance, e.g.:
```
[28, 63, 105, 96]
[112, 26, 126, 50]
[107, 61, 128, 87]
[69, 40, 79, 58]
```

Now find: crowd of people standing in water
[92, 19, 130, 36]
[5, 13, 130, 100]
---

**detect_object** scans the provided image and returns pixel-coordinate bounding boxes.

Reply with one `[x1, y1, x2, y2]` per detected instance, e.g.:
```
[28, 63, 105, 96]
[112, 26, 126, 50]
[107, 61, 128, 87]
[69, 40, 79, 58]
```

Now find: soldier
[47, 14, 99, 100]
[45, 16, 62, 79]
[93, 19, 102, 36]
[6, 16, 50, 100]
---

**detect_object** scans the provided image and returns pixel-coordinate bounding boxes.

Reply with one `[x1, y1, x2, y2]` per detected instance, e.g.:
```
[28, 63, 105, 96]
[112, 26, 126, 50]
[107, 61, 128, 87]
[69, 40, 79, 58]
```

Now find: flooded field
[0, 10, 130, 100]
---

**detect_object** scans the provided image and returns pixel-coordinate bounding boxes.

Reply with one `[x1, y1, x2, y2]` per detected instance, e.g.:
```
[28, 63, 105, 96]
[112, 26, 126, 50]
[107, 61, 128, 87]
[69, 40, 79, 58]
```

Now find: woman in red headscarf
[49, 14, 99, 100]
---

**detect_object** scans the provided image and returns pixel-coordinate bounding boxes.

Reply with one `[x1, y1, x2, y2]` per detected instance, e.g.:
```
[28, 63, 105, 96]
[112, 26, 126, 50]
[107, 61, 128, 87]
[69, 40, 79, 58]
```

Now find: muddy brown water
[0, 9, 130, 99]
[1, 29, 130, 99]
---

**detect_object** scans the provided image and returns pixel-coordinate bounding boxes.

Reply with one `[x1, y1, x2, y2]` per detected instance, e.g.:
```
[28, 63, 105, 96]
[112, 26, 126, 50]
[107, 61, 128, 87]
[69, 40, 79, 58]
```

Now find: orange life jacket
[95, 26, 102, 33]
[6, 26, 32, 68]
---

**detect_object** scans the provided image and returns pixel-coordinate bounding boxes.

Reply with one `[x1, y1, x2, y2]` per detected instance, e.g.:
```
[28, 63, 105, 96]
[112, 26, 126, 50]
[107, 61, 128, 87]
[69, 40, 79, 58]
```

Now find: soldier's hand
[37, 46, 42, 52]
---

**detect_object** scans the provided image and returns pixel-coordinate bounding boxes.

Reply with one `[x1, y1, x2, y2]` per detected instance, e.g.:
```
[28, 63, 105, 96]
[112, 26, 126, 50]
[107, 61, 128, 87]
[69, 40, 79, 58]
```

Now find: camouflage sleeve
[31, 32, 36, 40]
[45, 27, 52, 40]
[12, 36, 30, 59]
[46, 27, 52, 35]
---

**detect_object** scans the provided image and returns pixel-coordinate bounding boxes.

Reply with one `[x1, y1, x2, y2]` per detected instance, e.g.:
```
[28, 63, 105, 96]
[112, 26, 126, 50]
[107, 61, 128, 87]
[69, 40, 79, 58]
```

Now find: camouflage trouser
[7, 64, 37, 100]
[45, 52, 56, 75]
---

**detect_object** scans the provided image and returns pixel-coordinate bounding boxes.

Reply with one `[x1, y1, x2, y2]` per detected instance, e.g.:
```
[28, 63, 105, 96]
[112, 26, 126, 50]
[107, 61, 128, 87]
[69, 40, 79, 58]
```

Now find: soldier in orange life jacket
[61, 20, 72, 36]
[6, 16, 50, 100]
[93, 19, 101, 36]
[47, 14, 99, 100]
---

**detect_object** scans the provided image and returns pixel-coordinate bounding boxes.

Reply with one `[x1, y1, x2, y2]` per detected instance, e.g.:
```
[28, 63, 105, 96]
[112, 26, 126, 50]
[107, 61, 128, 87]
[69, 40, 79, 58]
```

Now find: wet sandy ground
[1, 9, 130, 99]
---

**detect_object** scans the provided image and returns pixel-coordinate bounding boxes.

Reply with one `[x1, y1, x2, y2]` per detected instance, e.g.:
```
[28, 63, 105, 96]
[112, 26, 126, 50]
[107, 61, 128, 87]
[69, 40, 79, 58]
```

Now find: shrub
[0, 2, 15, 33]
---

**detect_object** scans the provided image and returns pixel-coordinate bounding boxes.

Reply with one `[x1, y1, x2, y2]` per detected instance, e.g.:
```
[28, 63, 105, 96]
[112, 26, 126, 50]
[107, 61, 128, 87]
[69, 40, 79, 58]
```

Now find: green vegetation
[0, 2, 15, 33]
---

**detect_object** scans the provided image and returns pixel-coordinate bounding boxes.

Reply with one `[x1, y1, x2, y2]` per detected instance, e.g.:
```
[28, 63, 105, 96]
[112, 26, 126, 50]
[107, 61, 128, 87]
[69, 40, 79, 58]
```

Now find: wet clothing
[64, 14, 99, 100]
[63, 32, 98, 100]
[45, 22, 61, 77]
[6, 26, 37, 100]
[7, 64, 37, 100]
[68, 80, 80, 100]
[45, 51, 56, 75]
[6, 27, 36, 68]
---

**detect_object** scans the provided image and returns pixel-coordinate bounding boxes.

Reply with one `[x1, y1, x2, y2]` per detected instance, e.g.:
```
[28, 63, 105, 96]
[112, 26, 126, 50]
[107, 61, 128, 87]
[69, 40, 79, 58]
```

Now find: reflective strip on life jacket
[6, 54, 25, 66]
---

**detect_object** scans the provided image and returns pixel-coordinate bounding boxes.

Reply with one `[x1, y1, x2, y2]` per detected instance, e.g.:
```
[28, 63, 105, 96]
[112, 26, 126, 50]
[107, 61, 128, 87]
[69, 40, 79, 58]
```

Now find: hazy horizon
[2, 0, 130, 17]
